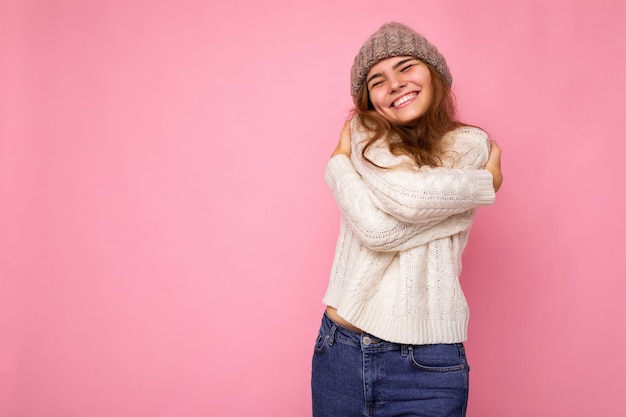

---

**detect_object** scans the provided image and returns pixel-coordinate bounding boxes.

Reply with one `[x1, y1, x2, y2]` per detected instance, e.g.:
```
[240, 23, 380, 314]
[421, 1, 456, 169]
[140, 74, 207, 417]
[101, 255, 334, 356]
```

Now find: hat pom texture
[350, 22, 452, 99]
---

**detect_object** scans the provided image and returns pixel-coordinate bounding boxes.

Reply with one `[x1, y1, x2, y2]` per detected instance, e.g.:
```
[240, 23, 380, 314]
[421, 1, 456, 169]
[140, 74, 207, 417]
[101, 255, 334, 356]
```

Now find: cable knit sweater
[323, 118, 496, 344]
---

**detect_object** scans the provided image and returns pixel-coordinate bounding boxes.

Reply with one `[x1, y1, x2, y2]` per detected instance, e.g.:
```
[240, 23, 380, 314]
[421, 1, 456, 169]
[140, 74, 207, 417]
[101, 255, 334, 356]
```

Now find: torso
[325, 306, 363, 333]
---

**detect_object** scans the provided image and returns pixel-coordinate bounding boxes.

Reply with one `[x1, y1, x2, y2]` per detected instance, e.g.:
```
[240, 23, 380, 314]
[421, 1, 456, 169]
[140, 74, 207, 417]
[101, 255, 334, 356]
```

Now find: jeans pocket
[313, 328, 328, 353]
[408, 343, 467, 373]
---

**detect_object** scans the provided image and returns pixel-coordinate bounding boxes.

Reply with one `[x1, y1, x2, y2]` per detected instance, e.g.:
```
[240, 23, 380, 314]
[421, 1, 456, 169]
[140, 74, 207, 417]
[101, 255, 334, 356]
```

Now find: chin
[396, 115, 422, 126]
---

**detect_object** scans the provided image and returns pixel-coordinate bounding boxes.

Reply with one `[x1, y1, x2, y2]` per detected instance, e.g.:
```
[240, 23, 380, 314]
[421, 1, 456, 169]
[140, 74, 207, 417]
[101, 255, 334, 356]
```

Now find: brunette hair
[354, 64, 462, 168]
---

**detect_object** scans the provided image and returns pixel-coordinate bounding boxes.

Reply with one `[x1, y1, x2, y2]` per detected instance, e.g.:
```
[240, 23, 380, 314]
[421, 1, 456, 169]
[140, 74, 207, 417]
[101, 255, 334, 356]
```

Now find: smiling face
[366, 56, 433, 125]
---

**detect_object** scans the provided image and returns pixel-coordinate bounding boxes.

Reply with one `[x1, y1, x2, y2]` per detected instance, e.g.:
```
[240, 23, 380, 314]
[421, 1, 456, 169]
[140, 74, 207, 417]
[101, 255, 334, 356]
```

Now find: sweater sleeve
[351, 122, 496, 224]
[325, 155, 476, 252]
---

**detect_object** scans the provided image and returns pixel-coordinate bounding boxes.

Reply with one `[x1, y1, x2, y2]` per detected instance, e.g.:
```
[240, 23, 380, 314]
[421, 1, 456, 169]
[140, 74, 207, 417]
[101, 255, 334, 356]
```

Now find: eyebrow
[366, 58, 418, 86]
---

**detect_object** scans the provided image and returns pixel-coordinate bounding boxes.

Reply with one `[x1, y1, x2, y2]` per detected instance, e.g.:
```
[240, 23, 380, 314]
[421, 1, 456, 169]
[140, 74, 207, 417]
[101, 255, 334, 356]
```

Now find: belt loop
[327, 323, 338, 346]
[401, 344, 409, 357]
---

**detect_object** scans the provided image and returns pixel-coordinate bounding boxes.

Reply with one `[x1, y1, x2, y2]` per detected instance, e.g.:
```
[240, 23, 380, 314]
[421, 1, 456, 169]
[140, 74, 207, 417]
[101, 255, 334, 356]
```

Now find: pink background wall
[2, 0, 625, 416]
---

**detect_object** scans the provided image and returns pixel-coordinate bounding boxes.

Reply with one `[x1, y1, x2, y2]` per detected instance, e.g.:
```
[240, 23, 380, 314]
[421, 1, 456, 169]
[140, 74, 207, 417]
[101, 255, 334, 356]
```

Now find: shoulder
[443, 126, 491, 169]
[447, 125, 489, 146]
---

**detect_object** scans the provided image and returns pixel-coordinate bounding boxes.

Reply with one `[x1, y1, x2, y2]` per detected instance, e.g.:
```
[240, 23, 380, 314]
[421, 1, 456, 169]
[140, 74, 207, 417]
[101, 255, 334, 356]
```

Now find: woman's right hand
[331, 119, 352, 158]
[486, 140, 503, 192]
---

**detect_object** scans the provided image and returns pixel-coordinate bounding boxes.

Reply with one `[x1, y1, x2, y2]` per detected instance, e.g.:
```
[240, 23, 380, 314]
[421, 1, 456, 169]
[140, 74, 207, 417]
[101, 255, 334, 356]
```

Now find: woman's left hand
[331, 119, 352, 158]
[486, 140, 503, 192]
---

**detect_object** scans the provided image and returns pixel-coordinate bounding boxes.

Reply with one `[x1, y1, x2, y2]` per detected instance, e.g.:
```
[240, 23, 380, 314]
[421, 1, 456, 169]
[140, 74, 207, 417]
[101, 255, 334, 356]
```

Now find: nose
[388, 74, 406, 93]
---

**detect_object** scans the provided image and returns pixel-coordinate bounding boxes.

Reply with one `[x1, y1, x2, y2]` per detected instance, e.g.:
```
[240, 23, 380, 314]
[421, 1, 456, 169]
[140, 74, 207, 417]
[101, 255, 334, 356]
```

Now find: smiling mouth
[391, 92, 418, 108]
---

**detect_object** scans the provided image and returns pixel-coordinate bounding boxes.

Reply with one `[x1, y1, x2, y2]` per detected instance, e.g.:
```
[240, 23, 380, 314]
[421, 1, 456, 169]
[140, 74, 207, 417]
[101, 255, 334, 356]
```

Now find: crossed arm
[326, 119, 503, 252]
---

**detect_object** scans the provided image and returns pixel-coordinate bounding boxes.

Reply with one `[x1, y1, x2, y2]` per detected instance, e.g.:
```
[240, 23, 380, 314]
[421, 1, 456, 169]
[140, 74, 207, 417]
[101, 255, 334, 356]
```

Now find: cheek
[369, 92, 386, 113]
[423, 86, 434, 107]
[418, 67, 432, 83]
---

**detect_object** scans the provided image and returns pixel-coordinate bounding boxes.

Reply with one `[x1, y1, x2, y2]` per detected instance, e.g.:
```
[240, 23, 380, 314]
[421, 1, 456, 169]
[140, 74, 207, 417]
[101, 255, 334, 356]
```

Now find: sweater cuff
[475, 170, 496, 205]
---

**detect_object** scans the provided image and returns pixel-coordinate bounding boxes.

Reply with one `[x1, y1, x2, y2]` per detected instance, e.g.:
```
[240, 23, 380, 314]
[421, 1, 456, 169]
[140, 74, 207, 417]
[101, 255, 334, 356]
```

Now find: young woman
[311, 22, 503, 417]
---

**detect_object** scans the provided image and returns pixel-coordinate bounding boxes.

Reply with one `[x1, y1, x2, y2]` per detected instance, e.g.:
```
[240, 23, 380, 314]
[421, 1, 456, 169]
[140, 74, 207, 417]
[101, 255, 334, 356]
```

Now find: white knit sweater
[323, 119, 496, 344]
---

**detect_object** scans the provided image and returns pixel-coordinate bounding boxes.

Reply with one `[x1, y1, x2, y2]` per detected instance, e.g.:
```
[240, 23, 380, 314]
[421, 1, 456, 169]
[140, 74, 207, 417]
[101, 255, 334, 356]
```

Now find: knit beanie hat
[350, 22, 452, 99]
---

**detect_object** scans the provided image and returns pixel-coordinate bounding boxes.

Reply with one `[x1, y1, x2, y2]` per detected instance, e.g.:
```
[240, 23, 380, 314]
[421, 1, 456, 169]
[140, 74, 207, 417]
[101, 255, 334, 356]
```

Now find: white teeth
[393, 92, 417, 107]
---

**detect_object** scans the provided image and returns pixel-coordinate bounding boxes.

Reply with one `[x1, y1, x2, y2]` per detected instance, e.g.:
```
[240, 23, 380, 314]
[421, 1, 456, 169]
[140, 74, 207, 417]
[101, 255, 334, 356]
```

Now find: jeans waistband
[321, 311, 405, 353]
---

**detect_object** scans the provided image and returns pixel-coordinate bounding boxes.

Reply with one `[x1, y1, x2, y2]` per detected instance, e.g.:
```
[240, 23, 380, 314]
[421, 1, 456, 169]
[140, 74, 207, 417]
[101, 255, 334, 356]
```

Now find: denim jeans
[311, 312, 469, 417]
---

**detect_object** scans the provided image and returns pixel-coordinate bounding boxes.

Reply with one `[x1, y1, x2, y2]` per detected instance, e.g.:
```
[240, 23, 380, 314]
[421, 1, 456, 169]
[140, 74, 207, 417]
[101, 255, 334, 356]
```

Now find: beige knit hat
[350, 22, 452, 99]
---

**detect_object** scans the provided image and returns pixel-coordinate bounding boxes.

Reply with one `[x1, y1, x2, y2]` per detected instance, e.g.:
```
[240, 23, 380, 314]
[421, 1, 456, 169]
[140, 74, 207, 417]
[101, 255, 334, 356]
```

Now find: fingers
[340, 120, 352, 142]
[490, 139, 501, 155]
[487, 140, 502, 167]
[331, 119, 353, 158]
[486, 140, 503, 192]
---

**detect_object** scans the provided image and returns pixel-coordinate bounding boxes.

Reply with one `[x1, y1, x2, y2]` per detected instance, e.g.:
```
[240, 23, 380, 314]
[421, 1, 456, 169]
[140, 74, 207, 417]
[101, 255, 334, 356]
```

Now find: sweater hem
[323, 292, 468, 345]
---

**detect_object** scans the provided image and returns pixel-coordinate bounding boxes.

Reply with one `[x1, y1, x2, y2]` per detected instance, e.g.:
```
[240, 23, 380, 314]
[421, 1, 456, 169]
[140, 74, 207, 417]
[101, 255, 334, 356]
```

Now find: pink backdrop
[2, 0, 625, 416]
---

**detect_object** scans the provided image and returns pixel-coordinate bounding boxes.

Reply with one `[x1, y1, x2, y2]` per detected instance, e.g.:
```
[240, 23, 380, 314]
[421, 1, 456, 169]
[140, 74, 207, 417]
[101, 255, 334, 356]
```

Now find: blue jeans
[311, 312, 469, 417]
